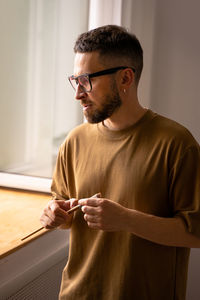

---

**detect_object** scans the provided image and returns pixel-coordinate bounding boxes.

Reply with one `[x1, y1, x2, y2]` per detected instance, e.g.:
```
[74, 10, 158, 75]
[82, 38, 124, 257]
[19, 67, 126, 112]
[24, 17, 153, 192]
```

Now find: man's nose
[75, 84, 87, 100]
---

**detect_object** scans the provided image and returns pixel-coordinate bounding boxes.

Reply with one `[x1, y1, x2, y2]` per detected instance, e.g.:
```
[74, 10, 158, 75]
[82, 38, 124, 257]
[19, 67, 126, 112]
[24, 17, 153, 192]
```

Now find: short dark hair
[74, 25, 143, 84]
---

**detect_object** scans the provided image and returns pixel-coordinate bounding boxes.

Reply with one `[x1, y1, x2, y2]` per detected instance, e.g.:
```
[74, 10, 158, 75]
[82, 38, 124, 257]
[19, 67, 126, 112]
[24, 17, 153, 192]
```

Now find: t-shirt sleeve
[51, 142, 70, 201]
[170, 144, 200, 238]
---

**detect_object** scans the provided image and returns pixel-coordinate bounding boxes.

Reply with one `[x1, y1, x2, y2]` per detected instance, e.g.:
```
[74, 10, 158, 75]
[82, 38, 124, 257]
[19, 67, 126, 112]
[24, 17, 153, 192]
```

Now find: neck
[103, 100, 147, 131]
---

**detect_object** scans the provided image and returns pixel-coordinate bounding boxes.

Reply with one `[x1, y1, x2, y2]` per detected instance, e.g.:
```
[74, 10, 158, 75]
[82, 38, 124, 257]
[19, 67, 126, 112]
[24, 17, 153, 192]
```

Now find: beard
[83, 82, 122, 124]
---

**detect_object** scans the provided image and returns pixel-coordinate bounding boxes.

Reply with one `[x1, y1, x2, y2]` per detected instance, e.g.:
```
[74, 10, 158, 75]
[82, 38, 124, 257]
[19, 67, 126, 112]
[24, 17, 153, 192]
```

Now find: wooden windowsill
[0, 187, 52, 258]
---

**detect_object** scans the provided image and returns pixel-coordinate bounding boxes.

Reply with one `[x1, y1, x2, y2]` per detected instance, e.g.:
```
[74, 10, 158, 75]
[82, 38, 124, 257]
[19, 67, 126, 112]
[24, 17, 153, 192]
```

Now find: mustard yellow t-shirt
[51, 110, 200, 300]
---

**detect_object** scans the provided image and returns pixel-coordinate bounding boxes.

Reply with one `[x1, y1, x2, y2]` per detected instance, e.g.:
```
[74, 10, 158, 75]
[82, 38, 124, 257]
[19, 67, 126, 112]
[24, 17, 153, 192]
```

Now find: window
[0, 0, 89, 181]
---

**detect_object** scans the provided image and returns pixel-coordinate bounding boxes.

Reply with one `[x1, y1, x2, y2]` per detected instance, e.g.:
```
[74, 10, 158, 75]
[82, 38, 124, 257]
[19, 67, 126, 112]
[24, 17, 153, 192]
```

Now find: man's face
[73, 52, 122, 123]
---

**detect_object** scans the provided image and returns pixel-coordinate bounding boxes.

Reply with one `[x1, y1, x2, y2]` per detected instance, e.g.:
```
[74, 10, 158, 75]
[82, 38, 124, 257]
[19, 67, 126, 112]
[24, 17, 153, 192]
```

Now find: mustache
[81, 100, 93, 106]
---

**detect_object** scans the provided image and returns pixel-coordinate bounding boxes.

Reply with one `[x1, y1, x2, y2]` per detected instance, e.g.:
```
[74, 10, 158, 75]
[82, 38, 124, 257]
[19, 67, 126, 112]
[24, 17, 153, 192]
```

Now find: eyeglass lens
[70, 76, 91, 92]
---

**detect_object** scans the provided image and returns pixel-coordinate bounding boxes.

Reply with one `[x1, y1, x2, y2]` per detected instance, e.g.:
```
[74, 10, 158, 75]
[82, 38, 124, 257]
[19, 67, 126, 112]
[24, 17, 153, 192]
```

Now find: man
[40, 25, 200, 300]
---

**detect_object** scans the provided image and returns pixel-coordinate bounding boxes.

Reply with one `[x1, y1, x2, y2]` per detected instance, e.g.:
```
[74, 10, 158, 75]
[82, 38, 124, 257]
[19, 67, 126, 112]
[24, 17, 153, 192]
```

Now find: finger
[57, 200, 71, 211]
[40, 214, 63, 228]
[84, 214, 100, 223]
[78, 198, 101, 207]
[91, 192, 101, 198]
[49, 202, 69, 218]
[52, 199, 69, 207]
[48, 217, 65, 227]
[42, 207, 67, 227]
[78, 192, 101, 205]
[58, 199, 79, 212]
[43, 209, 67, 224]
[69, 198, 79, 208]
[81, 205, 99, 215]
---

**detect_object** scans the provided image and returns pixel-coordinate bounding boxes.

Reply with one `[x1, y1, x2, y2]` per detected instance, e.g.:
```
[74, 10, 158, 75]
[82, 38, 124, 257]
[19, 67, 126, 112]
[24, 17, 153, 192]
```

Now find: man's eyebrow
[72, 72, 89, 78]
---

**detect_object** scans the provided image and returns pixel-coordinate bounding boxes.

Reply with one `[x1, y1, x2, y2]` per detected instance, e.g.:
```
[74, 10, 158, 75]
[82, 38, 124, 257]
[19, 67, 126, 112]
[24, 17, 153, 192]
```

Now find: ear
[120, 68, 135, 89]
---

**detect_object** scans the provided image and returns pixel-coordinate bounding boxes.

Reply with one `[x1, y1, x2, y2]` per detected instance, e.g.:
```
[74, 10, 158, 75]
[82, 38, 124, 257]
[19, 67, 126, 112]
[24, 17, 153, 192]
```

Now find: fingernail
[91, 192, 101, 198]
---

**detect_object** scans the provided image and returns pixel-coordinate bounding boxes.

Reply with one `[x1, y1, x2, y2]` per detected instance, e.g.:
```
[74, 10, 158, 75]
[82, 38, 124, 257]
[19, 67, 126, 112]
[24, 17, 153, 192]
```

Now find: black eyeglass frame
[68, 66, 135, 93]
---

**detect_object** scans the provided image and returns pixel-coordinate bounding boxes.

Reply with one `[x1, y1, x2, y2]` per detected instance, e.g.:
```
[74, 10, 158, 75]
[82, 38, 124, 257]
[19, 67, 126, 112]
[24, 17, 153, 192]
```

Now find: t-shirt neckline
[97, 109, 155, 139]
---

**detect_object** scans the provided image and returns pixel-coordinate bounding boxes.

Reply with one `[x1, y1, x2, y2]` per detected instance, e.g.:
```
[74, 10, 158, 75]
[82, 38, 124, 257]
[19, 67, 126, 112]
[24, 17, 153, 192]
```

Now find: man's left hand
[78, 197, 127, 231]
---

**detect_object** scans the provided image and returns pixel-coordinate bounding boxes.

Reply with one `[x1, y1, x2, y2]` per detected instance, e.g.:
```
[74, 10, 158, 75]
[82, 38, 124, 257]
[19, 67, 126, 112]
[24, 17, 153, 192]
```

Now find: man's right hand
[40, 198, 78, 229]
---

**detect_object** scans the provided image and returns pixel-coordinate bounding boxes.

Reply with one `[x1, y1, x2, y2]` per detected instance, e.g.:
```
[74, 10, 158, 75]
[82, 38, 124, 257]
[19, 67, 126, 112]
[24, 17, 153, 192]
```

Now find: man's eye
[80, 77, 88, 86]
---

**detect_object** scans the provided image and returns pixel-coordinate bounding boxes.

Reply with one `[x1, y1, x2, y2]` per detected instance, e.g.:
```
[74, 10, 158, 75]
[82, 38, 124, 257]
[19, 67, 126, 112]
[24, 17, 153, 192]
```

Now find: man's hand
[78, 197, 200, 248]
[78, 197, 127, 231]
[40, 198, 78, 229]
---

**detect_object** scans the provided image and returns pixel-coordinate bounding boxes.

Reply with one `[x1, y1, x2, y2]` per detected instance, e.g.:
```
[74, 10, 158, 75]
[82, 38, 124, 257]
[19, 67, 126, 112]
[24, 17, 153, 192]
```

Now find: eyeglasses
[68, 66, 135, 93]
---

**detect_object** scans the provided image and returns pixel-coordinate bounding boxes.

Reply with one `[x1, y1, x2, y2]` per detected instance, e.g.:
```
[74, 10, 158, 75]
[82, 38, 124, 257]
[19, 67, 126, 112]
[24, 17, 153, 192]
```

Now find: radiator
[7, 258, 66, 300]
[0, 230, 69, 300]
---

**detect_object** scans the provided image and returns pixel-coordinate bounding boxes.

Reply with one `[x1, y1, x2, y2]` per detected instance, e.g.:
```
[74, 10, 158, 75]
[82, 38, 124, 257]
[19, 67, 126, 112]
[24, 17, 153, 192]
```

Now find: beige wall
[150, 0, 200, 143]
[135, 1, 200, 299]
[122, 0, 200, 298]
[122, 0, 200, 143]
